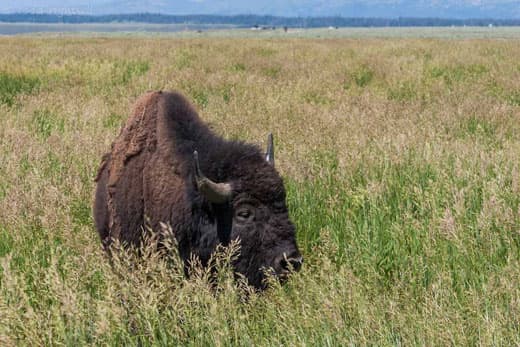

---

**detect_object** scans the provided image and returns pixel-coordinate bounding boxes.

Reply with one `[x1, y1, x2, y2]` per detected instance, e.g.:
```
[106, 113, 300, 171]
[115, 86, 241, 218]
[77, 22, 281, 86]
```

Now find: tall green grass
[0, 72, 39, 106]
[1, 36, 520, 345]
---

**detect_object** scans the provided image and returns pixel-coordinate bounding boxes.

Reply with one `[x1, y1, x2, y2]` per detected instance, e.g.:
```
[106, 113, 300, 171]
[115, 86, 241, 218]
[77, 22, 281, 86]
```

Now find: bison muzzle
[94, 91, 302, 289]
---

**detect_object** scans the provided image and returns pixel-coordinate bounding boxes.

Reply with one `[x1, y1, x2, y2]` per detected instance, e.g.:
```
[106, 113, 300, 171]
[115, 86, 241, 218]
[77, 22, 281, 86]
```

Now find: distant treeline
[1, 13, 519, 27]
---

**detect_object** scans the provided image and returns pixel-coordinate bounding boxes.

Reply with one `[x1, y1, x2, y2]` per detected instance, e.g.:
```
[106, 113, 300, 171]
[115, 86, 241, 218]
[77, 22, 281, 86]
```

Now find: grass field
[1, 34, 520, 345]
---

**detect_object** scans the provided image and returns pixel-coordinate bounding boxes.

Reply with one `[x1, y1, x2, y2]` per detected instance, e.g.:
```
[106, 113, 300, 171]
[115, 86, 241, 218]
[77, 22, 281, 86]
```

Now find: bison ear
[265, 133, 275, 166]
[193, 151, 232, 204]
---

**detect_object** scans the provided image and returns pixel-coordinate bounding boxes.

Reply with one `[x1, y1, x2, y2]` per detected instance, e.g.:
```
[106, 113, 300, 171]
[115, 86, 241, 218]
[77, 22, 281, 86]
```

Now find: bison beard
[93, 91, 302, 289]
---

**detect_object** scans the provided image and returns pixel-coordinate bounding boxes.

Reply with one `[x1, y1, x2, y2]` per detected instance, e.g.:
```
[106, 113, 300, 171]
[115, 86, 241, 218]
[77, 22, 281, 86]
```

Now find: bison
[94, 91, 302, 289]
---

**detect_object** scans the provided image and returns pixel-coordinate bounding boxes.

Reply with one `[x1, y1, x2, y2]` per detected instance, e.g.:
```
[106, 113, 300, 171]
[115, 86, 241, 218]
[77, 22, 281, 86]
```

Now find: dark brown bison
[94, 91, 302, 289]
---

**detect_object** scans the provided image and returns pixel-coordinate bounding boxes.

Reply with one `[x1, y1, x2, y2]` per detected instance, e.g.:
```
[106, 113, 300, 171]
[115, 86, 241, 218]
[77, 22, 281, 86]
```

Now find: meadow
[0, 33, 520, 345]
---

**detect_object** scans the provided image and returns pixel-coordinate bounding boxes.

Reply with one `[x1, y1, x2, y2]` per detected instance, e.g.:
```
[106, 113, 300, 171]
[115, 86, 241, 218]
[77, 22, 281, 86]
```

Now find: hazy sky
[1, 0, 519, 18]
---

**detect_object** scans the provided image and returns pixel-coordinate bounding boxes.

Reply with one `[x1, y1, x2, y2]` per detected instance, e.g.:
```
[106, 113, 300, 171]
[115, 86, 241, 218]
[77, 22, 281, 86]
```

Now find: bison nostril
[276, 253, 303, 273]
[288, 256, 303, 271]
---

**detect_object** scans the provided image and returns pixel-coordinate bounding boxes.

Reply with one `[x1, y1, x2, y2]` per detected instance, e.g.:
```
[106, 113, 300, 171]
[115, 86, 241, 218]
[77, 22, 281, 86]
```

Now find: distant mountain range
[2, 13, 519, 28]
[1, 1, 519, 19]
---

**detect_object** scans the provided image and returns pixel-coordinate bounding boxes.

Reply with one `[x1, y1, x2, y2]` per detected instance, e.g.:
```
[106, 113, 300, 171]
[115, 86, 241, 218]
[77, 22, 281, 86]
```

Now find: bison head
[191, 134, 302, 289]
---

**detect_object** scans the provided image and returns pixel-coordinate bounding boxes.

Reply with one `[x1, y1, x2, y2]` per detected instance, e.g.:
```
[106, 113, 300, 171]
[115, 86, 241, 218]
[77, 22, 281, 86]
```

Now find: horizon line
[1, 12, 520, 21]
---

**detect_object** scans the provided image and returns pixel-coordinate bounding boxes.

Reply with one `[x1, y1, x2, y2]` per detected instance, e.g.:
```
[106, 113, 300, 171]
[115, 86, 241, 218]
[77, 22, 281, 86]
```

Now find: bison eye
[235, 207, 254, 223]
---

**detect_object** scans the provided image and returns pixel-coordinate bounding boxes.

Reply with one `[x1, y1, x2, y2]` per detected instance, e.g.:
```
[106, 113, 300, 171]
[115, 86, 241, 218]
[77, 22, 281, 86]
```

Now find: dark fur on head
[94, 91, 302, 289]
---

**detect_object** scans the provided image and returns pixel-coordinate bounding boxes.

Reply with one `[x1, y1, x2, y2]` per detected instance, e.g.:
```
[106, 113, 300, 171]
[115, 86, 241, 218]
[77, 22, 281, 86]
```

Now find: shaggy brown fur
[94, 90, 302, 289]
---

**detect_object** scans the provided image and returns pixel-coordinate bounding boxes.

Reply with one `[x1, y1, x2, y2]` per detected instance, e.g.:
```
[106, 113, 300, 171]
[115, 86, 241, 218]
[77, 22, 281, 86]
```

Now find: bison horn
[193, 151, 232, 203]
[265, 133, 275, 166]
